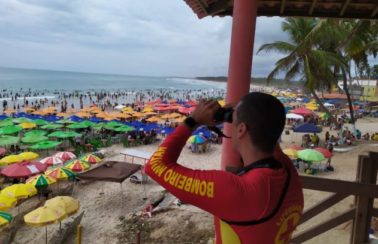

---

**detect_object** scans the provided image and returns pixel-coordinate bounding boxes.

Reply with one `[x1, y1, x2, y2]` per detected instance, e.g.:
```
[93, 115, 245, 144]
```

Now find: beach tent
[286, 113, 304, 120]
[291, 107, 314, 116]
[293, 123, 322, 133]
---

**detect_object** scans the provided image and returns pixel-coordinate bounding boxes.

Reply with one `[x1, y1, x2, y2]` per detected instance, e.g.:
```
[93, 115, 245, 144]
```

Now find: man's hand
[190, 100, 221, 127]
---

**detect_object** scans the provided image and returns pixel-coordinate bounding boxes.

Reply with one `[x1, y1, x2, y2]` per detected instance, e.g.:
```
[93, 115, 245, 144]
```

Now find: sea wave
[0, 96, 56, 101]
[167, 77, 226, 89]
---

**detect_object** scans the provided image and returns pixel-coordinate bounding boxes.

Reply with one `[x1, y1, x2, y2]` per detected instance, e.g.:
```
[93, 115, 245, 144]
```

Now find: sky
[2, 0, 370, 79]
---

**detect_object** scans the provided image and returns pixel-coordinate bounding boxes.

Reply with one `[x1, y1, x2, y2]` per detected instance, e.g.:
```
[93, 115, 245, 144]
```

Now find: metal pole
[221, 0, 258, 170]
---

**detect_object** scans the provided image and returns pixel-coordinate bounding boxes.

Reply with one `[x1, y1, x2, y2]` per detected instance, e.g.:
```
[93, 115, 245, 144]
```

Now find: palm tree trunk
[310, 90, 336, 124]
[342, 71, 355, 125]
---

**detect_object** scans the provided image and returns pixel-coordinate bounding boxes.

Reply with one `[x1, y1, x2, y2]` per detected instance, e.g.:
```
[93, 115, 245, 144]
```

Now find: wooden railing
[291, 152, 378, 244]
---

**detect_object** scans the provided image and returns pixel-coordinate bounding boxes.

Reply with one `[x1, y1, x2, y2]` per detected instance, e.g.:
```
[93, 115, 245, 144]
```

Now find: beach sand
[10, 118, 378, 244]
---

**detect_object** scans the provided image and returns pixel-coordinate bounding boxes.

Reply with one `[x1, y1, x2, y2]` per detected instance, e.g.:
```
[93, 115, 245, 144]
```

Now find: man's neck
[241, 150, 273, 168]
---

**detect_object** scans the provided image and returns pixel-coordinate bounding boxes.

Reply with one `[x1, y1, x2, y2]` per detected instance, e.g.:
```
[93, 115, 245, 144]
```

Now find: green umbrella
[12, 118, 31, 124]
[0, 125, 23, 135]
[21, 135, 49, 144]
[0, 119, 13, 127]
[80, 120, 94, 127]
[297, 149, 325, 162]
[114, 125, 135, 132]
[41, 124, 63, 130]
[0, 212, 13, 226]
[48, 131, 81, 138]
[106, 121, 123, 127]
[0, 136, 19, 146]
[33, 119, 48, 126]
[56, 119, 75, 124]
[24, 130, 47, 137]
[91, 123, 105, 131]
[67, 123, 88, 129]
[29, 141, 61, 150]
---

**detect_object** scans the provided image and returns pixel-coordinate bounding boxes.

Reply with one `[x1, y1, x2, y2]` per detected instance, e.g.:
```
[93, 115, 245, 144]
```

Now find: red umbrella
[1, 161, 48, 178]
[314, 147, 333, 158]
[0, 148, 6, 157]
[291, 107, 314, 116]
[288, 144, 303, 151]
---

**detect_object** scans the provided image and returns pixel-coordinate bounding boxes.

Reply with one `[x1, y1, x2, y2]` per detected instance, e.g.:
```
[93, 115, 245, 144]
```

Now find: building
[337, 79, 378, 101]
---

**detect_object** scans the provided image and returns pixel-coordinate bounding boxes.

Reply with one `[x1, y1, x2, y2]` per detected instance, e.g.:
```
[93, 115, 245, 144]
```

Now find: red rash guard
[145, 125, 304, 244]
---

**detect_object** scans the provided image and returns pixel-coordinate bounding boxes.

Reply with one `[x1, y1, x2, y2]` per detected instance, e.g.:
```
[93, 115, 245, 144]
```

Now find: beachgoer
[145, 92, 304, 244]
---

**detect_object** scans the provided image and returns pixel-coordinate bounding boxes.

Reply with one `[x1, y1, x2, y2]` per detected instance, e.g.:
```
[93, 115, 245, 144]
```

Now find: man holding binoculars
[145, 92, 304, 244]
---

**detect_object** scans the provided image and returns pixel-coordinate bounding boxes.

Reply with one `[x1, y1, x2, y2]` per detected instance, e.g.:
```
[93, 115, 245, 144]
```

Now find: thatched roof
[184, 0, 378, 19]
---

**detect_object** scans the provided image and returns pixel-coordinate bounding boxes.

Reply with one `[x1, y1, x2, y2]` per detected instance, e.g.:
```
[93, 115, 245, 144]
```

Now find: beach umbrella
[91, 123, 105, 131]
[20, 122, 37, 129]
[1, 184, 37, 199]
[25, 130, 47, 137]
[0, 119, 13, 127]
[64, 159, 90, 172]
[187, 135, 206, 144]
[41, 124, 63, 130]
[29, 141, 61, 150]
[45, 196, 79, 216]
[288, 144, 303, 151]
[80, 120, 94, 127]
[47, 131, 81, 139]
[114, 125, 135, 133]
[24, 206, 66, 244]
[56, 119, 74, 124]
[33, 119, 48, 126]
[12, 118, 31, 124]
[0, 125, 22, 135]
[0, 136, 19, 146]
[298, 149, 325, 162]
[39, 156, 64, 166]
[0, 155, 23, 165]
[314, 147, 333, 158]
[45, 167, 75, 181]
[283, 149, 298, 159]
[0, 212, 13, 226]
[67, 123, 88, 129]
[80, 154, 101, 164]
[18, 152, 39, 161]
[54, 151, 76, 162]
[1, 161, 48, 178]
[26, 174, 56, 188]
[106, 121, 123, 127]
[0, 195, 17, 211]
[21, 135, 49, 144]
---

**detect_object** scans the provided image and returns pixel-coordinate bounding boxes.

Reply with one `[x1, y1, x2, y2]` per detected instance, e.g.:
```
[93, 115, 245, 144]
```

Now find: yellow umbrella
[283, 149, 298, 159]
[18, 152, 39, 161]
[1, 184, 37, 199]
[174, 116, 186, 123]
[0, 195, 17, 211]
[0, 155, 23, 166]
[3, 109, 16, 114]
[131, 112, 145, 118]
[218, 100, 225, 107]
[146, 116, 161, 122]
[24, 107, 35, 113]
[123, 107, 134, 113]
[45, 196, 79, 216]
[142, 107, 154, 113]
[20, 122, 37, 129]
[75, 112, 90, 118]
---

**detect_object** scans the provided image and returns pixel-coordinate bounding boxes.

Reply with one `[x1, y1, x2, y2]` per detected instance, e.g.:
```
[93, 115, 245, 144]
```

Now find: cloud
[0, 1, 287, 77]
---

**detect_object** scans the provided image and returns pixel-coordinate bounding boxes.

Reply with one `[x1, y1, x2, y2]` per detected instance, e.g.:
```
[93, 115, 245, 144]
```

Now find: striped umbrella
[314, 147, 333, 158]
[26, 174, 57, 188]
[0, 212, 13, 226]
[187, 135, 206, 144]
[0, 195, 17, 211]
[54, 152, 76, 162]
[1, 183, 37, 199]
[45, 167, 75, 181]
[283, 149, 298, 159]
[80, 154, 101, 164]
[64, 159, 90, 172]
[40, 156, 64, 166]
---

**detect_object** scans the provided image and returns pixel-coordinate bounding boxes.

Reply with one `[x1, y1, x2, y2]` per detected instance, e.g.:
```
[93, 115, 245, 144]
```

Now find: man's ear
[237, 122, 248, 139]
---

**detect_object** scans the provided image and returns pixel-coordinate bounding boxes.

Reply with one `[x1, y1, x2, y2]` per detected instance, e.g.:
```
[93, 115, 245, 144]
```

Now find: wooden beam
[280, 0, 286, 14]
[300, 193, 348, 224]
[340, 0, 351, 17]
[372, 4, 378, 18]
[309, 0, 317, 15]
[300, 175, 378, 198]
[291, 208, 355, 243]
[207, 0, 230, 15]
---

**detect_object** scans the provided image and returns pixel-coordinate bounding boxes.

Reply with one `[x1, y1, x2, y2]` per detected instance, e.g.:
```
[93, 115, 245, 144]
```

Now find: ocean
[0, 67, 225, 91]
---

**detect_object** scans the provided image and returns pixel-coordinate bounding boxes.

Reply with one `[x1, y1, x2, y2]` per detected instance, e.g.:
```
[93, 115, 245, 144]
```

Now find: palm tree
[257, 18, 346, 123]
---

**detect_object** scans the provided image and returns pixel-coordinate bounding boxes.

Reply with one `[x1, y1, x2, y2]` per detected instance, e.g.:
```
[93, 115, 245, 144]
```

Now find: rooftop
[184, 0, 378, 19]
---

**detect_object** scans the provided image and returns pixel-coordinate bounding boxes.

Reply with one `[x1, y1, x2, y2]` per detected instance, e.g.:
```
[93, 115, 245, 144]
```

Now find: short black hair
[236, 92, 285, 153]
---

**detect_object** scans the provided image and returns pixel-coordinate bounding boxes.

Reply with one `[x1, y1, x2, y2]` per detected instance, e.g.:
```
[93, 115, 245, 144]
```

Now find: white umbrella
[114, 105, 125, 110]
[286, 113, 304, 120]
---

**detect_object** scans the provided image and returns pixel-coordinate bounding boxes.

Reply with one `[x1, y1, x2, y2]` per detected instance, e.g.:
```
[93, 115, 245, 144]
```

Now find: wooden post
[351, 154, 375, 243]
